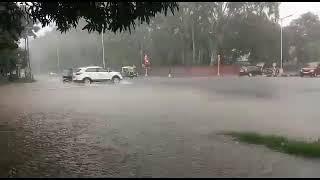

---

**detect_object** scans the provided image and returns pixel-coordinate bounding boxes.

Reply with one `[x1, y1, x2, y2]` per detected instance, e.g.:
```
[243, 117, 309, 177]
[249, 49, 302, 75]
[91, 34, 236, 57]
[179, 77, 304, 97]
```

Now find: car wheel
[83, 78, 91, 84]
[248, 73, 253, 77]
[112, 76, 121, 84]
[314, 72, 317, 77]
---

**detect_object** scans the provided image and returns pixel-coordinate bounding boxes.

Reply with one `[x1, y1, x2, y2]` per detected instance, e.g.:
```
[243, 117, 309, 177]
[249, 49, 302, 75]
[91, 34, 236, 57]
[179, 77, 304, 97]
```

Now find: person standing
[144, 54, 151, 76]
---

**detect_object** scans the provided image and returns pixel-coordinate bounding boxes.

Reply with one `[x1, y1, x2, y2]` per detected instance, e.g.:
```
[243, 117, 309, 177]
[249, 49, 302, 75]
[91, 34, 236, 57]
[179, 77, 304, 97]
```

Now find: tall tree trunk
[56, 47, 60, 74]
[27, 36, 32, 80]
[24, 37, 29, 79]
[198, 49, 201, 65]
[24, 37, 27, 64]
[17, 66, 20, 78]
[168, 52, 172, 76]
[210, 51, 214, 66]
[192, 20, 195, 65]
[210, 47, 217, 66]
[216, 31, 225, 64]
[140, 42, 143, 69]
[182, 48, 185, 65]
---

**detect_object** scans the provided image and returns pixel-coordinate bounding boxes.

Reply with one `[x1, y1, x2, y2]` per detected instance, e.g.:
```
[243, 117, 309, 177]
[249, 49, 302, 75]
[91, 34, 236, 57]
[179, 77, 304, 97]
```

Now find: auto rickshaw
[121, 66, 138, 78]
[62, 68, 73, 83]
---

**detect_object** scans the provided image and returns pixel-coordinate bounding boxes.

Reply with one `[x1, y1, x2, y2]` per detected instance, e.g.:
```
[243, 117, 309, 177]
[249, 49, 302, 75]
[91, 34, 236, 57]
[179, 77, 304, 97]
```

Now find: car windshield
[256, 62, 265, 67]
[247, 66, 258, 70]
[306, 62, 319, 67]
[63, 69, 72, 75]
[98, 68, 108, 72]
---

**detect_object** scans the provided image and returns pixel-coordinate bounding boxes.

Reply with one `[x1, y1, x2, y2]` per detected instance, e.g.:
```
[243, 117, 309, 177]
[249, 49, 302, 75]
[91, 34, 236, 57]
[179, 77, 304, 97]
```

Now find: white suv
[73, 66, 123, 84]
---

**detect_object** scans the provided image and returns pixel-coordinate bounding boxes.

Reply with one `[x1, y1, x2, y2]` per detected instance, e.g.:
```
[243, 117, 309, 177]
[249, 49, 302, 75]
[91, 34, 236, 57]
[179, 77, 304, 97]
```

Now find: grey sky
[280, 2, 320, 26]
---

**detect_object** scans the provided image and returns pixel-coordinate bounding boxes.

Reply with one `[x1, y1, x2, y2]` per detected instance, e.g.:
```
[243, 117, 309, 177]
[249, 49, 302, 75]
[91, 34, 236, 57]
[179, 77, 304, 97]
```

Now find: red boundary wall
[147, 65, 240, 77]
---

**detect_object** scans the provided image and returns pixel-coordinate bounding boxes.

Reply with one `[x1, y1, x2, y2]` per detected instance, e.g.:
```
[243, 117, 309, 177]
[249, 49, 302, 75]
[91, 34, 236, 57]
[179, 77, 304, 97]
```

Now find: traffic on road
[239, 61, 320, 78]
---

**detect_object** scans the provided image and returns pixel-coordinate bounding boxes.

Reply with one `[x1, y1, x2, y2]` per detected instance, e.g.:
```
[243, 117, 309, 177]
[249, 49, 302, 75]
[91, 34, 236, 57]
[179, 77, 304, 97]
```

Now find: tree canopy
[3, 2, 320, 76]
[283, 12, 320, 65]
[29, 2, 284, 74]
[0, 2, 179, 78]
[18, 2, 179, 33]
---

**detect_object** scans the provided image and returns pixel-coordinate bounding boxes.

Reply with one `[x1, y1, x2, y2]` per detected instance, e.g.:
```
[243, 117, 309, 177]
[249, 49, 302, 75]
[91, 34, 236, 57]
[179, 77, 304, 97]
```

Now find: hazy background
[26, 2, 320, 75]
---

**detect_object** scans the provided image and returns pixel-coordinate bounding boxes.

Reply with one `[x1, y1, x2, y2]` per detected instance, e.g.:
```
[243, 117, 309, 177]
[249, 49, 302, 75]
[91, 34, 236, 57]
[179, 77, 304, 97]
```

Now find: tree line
[0, 2, 178, 79]
[31, 2, 282, 73]
[1, 2, 320, 76]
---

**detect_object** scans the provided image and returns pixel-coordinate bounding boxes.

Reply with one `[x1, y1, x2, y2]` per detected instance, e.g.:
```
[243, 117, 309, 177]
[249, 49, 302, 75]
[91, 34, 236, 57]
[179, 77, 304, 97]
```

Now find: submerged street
[1, 76, 320, 177]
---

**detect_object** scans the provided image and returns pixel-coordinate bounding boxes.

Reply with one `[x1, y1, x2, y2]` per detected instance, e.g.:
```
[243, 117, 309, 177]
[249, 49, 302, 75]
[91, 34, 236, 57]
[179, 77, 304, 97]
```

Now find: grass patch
[223, 131, 320, 158]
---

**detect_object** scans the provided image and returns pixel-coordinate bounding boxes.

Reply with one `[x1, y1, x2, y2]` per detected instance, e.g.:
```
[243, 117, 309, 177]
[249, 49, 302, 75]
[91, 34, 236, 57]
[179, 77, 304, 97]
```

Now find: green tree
[203, 2, 280, 62]
[0, 2, 178, 75]
[284, 12, 320, 64]
[19, 2, 179, 33]
[227, 12, 280, 64]
[29, 2, 283, 72]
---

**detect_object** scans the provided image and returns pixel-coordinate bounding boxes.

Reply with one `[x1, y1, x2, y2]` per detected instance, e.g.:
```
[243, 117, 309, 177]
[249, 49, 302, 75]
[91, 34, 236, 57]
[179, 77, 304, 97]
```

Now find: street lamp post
[217, 54, 220, 76]
[280, 14, 293, 74]
[101, 30, 106, 69]
[57, 47, 60, 74]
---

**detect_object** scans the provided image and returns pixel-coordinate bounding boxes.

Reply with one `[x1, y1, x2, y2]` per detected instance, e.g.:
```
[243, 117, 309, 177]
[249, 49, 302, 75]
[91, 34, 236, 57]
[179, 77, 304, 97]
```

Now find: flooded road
[1, 75, 320, 177]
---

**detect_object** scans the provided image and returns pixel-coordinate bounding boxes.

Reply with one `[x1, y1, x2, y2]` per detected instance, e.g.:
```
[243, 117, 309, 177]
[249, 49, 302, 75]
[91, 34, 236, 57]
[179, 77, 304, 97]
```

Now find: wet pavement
[1, 75, 320, 177]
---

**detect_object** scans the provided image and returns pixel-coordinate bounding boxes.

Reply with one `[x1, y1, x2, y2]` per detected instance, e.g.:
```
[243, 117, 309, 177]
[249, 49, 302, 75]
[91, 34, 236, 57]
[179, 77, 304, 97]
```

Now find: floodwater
[1, 75, 320, 177]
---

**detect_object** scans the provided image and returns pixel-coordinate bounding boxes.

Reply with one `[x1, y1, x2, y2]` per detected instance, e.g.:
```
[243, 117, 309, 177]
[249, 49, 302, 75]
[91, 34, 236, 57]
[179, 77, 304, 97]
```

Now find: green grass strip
[223, 131, 320, 158]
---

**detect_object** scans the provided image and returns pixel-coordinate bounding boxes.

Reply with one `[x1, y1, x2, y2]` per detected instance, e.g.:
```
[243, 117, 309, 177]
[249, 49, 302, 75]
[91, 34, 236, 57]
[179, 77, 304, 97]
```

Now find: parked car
[72, 66, 123, 84]
[300, 62, 320, 77]
[262, 68, 279, 77]
[239, 62, 279, 77]
[239, 65, 263, 77]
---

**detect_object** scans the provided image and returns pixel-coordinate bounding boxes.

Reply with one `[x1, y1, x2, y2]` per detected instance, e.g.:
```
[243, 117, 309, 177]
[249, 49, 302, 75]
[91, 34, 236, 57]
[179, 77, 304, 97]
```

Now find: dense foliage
[283, 12, 320, 65]
[1, 2, 320, 75]
[30, 2, 283, 73]
[0, 2, 179, 77]
[18, 2, 179, 33]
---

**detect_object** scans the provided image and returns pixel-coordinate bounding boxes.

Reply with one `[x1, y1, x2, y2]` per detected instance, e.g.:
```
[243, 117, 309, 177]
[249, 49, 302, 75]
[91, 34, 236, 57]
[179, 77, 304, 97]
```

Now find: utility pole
[280, 18, 283, 74]
[101, 29, 106, 69]
[140, 43, 143, 67]
[280, 14, 294, 75]
[24, 37, 27, 75]
[57, 47, 60, 74]
[217, 54, 220, 76]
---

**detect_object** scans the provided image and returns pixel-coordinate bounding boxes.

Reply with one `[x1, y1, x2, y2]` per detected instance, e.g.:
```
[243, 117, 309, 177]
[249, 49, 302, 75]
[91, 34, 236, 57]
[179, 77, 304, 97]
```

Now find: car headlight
[240, 66, 247, 71]
[310, 69, 315, 72]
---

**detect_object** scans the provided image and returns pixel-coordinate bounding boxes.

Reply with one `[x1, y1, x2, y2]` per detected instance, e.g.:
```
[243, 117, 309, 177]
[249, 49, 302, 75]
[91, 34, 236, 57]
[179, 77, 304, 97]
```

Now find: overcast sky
[32, 2, 320, 37]
[280, 2, 320, 26]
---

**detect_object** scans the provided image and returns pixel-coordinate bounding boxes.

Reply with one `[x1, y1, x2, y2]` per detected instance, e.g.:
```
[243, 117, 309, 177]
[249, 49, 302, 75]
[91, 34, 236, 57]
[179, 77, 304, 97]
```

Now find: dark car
[62, 68, 73, 82]
[262, 68, 279, 77]
[239, 62, 279, 77]
[300, 62, 320, 77]
[239, 65, 263, 77]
